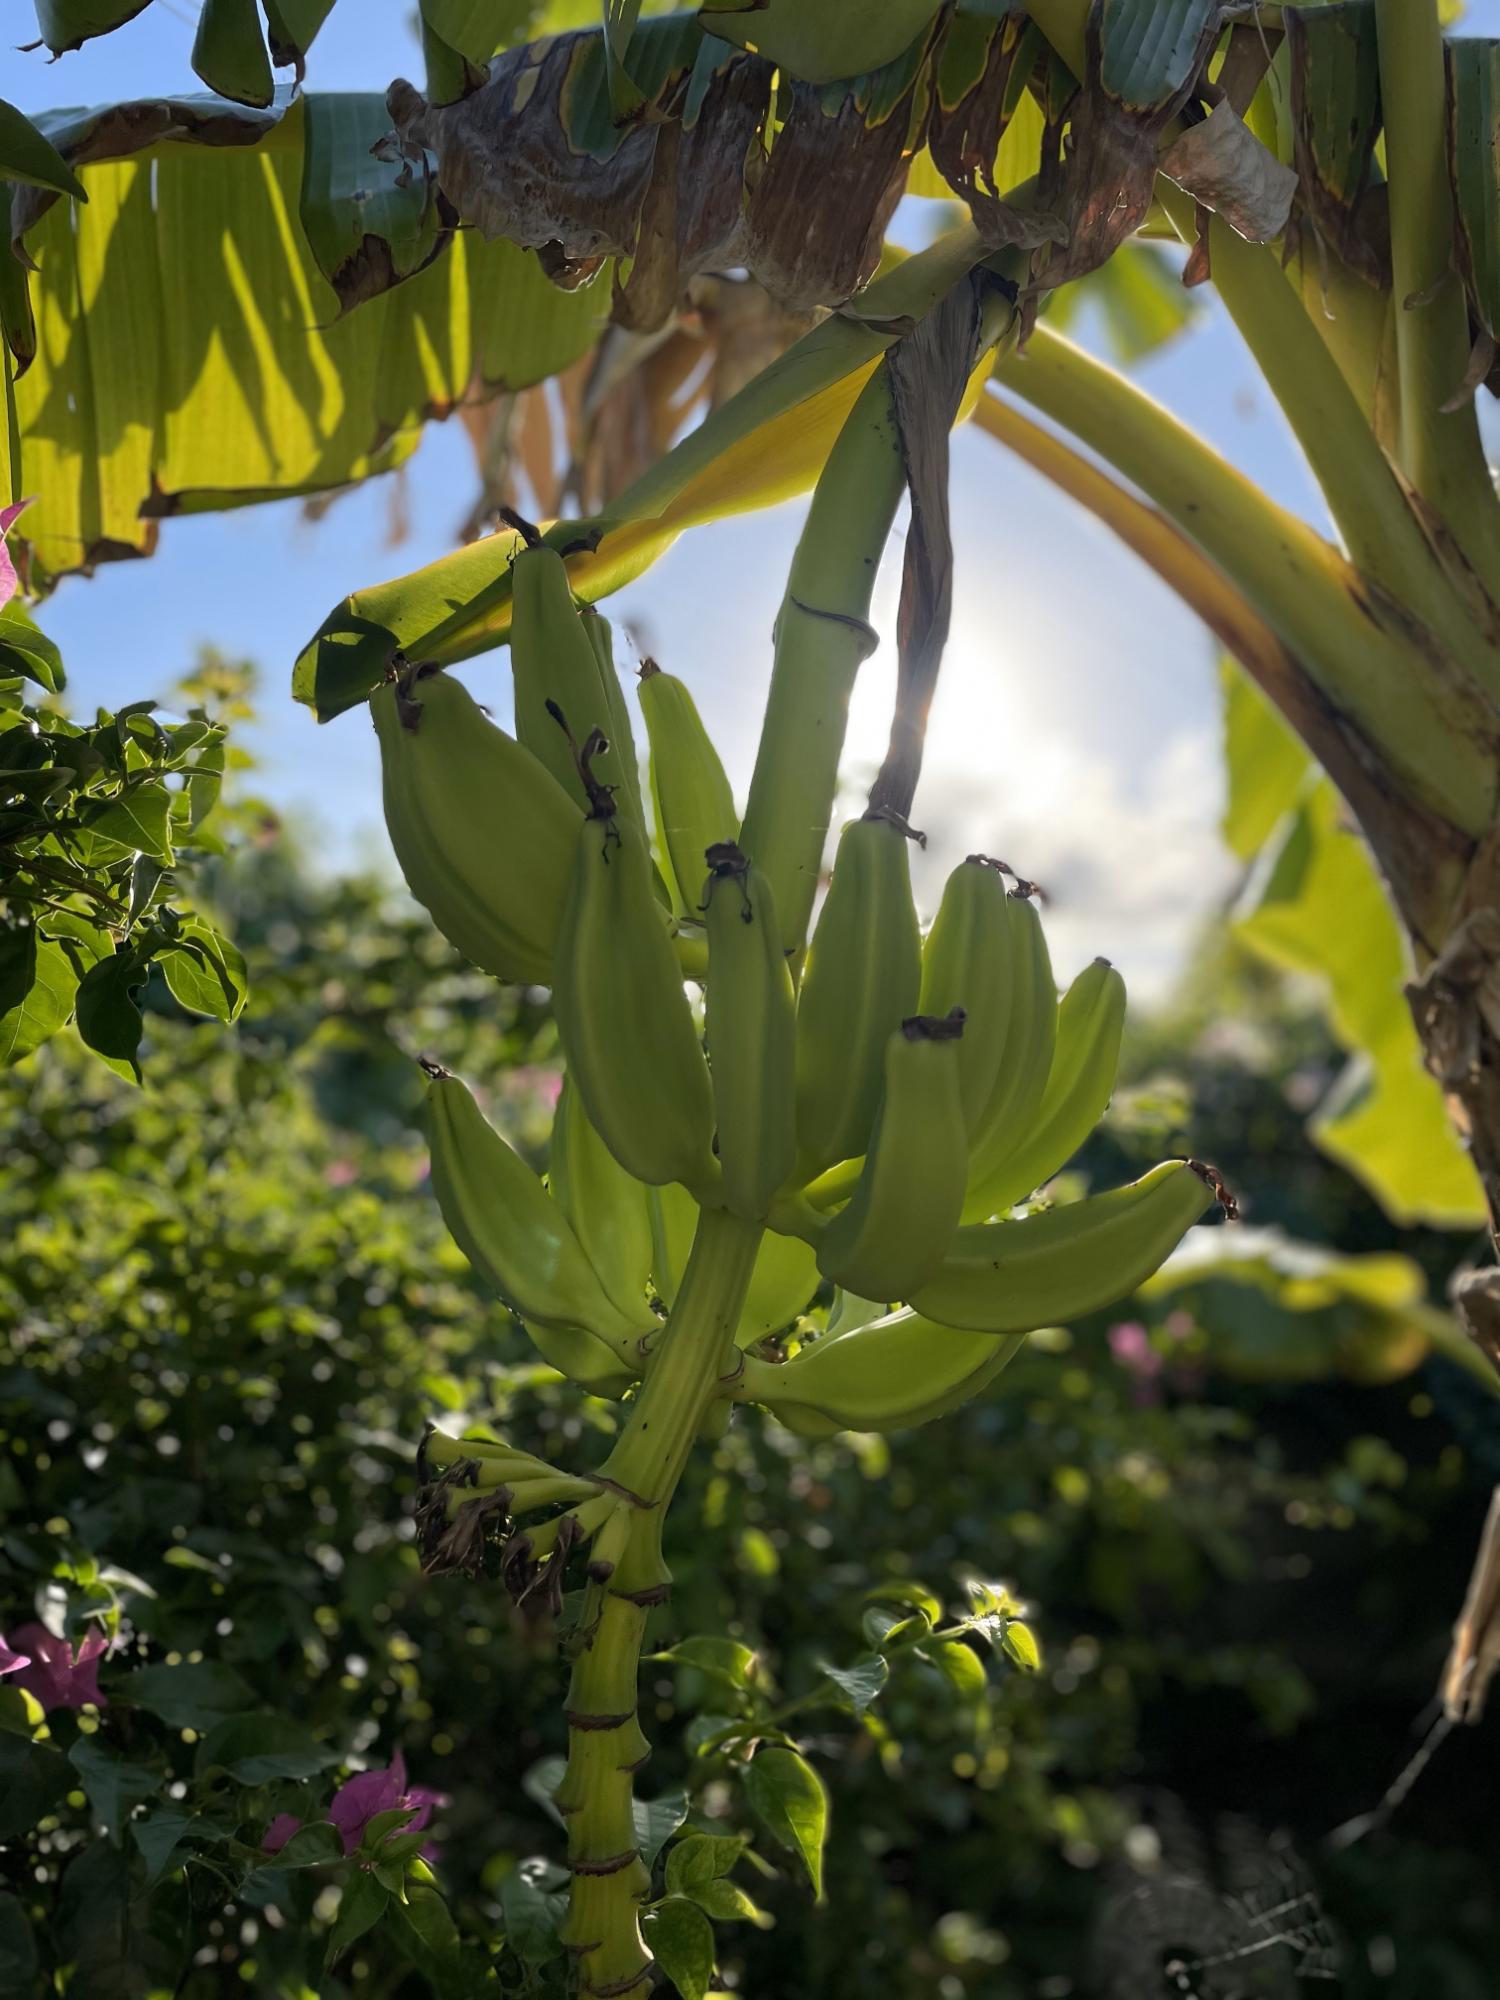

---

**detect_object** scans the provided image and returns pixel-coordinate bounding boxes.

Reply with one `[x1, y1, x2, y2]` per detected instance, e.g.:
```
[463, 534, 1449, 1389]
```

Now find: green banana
[509, 537, 638, 828]
[372, 670, 583, 986]
[580, 607, 648, 840]
[548, 1074, 655, 1323]
[740, 1309, 1026, 1436]
[422, 1067, 647, 1356]
[817, 1011, 969, 1302]
[703, 845, 797, 1219]
[522, 1317, 641, 1400]
[918, 856, 1014, 1136]
[639, 662, 739, 916]
[552, 772, 717, 1192]
[650, 1179, 819, 1348]
[914, 1159, 1228, 1333]
[793, 812, 922, 1181]
[965, 956, 1127, 1220]
[961, 884, 1057, 1219]
[192, 0, 274, 106]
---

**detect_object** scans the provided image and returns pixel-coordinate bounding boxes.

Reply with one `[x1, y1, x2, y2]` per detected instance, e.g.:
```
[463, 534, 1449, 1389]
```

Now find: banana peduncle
[556, 1204, 763, 1998]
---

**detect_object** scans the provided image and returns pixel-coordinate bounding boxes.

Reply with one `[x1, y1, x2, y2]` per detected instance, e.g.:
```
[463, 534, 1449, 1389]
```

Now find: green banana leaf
[1221, 661, 1485, 1230]
[3, 94, 606, 582]
[0, 100, 87, 201]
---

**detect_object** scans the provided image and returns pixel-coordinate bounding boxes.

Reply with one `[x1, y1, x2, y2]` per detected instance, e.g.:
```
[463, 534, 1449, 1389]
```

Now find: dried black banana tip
[1187, 1158, 1239, 1220]
[966, 853, 1013, 875]
[501, 1514, 584, 1627]
[865, 804, 927, 848]
[901, 1008, 967, 1041]
[704, 840, 749, 878]
[547, 700, 617, 819]
[498, 504, 543, 549]
[417, 1054, 452, 1082]
[416, 1478, 511, 1578]
[1008, 876, 1045, 904]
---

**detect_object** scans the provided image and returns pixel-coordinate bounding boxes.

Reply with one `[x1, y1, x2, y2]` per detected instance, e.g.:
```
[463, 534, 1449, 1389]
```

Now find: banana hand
[372, 669, 581, 986]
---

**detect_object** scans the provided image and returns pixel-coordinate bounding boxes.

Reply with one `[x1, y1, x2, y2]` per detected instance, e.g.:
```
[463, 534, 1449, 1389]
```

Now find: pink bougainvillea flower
[261, 1813, 304, 1855]
[263, 1749, 449, 1863]
[4, 1622, 108, 1711]
[0, 497, 33, 613]
[1107, 1321, 1161, 1377]
[0, 1636, 33, 1678]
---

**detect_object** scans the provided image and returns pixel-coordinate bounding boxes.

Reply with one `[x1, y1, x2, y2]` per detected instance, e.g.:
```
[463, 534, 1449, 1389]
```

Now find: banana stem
[738, 367, 906, 967]
[555, 1204, 763, 1998]
[993, 326, 1500, 838]
[1374, 0, 1500, 601]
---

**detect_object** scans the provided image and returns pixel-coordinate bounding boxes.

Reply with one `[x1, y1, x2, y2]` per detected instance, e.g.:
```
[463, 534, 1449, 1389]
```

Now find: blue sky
[11, 2, 1500, 999]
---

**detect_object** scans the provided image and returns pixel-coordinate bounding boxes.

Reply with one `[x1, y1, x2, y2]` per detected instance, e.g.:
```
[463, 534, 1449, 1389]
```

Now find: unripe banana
[423, 1067, 647, 1355]
[372, 671, 582, 986]
[548, 1075, 655, 1323]
[509, 538, 638, 827]
[740, 1309, 1026, 1436]
[651, 1178, 820, 1347]
[817, 1011, 969, 1302]
[918, 857, 1014, 1135]
[639, 662, 739, 916]
[703, 845, 797, 1219]
[914, 1159, 1230, 1333]
[738, 1228, 821, 1347]
[962, 885, 1057, 1219]
[524, 1319, 642, 1399]
[794, 813, 922, 1181]
[965, 956, 1127, 1220]
[580, 607, 648, 840]
[552, 779, 717, 1192]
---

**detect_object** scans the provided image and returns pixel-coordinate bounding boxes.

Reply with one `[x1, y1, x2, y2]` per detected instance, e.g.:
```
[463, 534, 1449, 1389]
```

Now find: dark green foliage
[0, 653, 247, 1078]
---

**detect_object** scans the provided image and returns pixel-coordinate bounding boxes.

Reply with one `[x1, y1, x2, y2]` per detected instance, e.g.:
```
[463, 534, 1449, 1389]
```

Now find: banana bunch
[372, 667, 582, 986]
[377, 496, 1228, 1445]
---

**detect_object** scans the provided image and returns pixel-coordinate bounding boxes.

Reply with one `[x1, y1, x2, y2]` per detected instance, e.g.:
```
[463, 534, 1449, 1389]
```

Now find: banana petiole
[767, 1193, 829, 1246]
[801, 1157, 863, 1211]
[506, 1488, 620, 1565]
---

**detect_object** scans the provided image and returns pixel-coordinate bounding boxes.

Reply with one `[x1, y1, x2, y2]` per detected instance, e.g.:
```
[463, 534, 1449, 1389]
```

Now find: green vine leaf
[741, 1747, 828, 1901]
[642, 1896, 715, 2000]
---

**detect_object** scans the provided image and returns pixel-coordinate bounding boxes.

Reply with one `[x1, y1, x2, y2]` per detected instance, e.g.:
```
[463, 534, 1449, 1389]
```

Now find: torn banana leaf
[3, 94, 605, 584]
[292, 221, 994, 720]
[1222, 661, 1485, 1229]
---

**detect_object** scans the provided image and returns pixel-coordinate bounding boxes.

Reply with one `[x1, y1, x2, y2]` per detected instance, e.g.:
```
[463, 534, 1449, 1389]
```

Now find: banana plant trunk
[1408, 870, 1500, 1369]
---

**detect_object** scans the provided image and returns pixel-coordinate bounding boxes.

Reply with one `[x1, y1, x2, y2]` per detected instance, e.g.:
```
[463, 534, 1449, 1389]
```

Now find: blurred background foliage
[3, 664, 1500, 1997]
